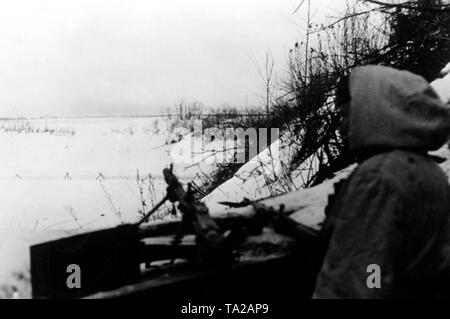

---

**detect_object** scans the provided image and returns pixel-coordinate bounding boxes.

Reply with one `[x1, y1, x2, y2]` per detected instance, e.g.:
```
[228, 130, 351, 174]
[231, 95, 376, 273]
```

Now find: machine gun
[30, 165, 319, 299]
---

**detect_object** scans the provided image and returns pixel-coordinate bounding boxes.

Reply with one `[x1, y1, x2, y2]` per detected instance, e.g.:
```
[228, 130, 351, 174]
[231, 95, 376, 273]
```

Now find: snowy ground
[0, 117, 200, 230]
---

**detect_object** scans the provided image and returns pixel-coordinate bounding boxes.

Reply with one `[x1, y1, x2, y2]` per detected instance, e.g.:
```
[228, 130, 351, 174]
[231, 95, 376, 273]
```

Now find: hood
[347, 65, 450, 153]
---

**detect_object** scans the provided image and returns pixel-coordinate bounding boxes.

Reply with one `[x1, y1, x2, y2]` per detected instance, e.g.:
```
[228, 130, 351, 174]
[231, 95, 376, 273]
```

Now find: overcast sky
[0, 0, 347, 117]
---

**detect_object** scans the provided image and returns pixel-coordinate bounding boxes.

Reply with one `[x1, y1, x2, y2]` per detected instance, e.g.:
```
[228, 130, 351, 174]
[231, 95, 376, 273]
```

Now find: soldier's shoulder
[355, 149, 449, 191]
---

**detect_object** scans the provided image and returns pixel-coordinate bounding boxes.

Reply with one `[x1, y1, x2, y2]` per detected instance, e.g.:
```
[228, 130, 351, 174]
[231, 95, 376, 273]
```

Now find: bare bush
[0, 119, 75, 136]
[135, 169, 171, 222]
[270, 0, 450, 187]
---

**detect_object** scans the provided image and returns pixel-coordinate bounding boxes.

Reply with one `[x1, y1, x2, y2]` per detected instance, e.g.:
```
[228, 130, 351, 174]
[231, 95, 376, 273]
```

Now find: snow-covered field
[0, 117, 193, 230]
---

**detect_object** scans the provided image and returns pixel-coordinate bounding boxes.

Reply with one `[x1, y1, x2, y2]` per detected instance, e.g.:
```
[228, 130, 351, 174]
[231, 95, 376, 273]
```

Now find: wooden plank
[85, 255, 316, 300]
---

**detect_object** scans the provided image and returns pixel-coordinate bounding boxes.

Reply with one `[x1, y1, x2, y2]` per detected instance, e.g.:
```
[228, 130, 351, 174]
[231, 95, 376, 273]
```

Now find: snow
[0, 118, 248, 220]
[201, 128, 326, 213]
[201, 138, 286, 212]
[441, 62, 450, 75]
[430, 73, 450, 104]
[0, 117, 218, 230]
[208, 163, 355, 229]
[168, 131, 244, 186]
[430, 63, 450, 104]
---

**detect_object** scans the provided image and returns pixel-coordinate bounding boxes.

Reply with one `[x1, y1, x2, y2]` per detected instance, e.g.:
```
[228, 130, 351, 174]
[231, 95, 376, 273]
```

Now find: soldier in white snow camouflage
[313, 65, 450, 298]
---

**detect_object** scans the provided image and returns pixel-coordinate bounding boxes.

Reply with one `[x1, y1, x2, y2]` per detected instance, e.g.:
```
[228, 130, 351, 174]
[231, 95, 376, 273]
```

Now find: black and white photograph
[1, 0, 450, 307]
